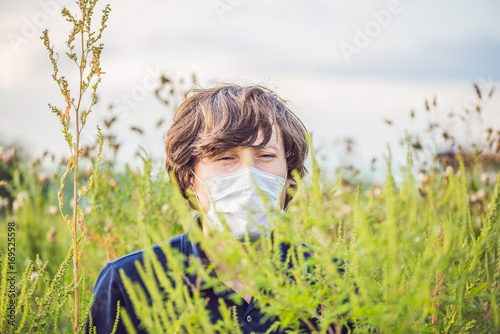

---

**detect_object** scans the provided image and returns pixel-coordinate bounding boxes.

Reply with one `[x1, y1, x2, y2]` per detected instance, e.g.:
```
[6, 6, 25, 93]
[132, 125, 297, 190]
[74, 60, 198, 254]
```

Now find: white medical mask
[192, 167, 287, 242]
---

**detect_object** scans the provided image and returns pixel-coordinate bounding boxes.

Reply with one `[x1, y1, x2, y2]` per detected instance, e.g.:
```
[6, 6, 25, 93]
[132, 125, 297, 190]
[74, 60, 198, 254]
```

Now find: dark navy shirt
[87, 230, 347, 333]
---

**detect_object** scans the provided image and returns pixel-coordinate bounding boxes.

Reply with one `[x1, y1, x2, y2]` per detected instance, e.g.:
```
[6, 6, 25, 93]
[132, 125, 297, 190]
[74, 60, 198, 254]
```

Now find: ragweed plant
[1, 136, 498, 333]
[111, 148, 500, 334]
[41, 0, 110, 331]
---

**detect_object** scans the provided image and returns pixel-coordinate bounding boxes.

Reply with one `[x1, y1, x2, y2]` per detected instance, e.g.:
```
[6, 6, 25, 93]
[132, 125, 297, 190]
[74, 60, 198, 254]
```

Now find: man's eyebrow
[256, 142, 279, 151]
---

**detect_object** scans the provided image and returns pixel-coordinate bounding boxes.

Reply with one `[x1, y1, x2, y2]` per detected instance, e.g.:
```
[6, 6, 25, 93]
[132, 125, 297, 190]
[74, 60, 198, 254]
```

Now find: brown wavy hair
[164, 85, 309, 209]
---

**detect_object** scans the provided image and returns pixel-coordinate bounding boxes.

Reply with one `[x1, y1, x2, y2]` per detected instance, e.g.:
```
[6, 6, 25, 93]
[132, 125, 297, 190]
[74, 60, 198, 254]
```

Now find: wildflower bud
[2, 154, 11, 164]
[481, 173, 489, 187]
[38, 172, 48, 184]
[81, 146, 89, 157]
[47, 227, 57, 242]
[16, 192, 28, 206]
[418, 173, 430, 184]
[161, 204, 170, 214]
[477, 189, 486, 201]
[341, 204, 353, 214]
[78, 215, 84, 230]
[476, 217, 483, 228]
[109, 178, 117, 188]
[469, 194, 479, 204]
[9, 147, 18, 162]
[30, 272, 39, 283]
[48, 205, 58, 215]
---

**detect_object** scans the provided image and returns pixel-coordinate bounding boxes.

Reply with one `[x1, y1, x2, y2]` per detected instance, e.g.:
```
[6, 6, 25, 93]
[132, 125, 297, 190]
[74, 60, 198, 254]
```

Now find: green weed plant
[1, 145, 499, 333]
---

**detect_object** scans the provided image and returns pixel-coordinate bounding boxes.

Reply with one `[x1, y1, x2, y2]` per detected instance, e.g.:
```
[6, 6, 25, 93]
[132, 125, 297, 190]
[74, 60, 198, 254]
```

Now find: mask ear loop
[191, 169, 204, 184]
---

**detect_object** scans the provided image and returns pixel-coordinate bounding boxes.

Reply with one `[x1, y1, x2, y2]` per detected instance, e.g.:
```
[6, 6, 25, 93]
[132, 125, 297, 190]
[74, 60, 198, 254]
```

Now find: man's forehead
[252, 127, 282, 147]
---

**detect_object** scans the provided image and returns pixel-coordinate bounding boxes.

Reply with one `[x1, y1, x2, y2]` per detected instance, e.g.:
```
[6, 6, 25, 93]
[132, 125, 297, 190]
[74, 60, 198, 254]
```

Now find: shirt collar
[183, 219, 294, 295]
[185, 224, 231, 296]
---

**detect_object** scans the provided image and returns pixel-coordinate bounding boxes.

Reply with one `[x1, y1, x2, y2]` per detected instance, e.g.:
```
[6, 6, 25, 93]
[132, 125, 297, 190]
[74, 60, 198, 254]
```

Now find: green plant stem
[72, 117, 80, 332]
[71, 17, 86, 332]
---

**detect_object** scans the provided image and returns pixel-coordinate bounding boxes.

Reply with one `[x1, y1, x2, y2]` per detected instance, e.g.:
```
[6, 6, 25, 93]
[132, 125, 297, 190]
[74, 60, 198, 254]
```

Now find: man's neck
[202, 231, 263, 304]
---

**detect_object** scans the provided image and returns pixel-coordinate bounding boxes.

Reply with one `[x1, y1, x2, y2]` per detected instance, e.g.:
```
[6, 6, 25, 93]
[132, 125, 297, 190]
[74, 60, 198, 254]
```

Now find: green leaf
[468, 282, 489, 297]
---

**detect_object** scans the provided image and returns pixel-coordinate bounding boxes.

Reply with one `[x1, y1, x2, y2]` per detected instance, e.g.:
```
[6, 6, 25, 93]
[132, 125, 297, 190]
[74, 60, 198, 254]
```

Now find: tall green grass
[0, 0, 499, 332]
[1, 146, 499, 333]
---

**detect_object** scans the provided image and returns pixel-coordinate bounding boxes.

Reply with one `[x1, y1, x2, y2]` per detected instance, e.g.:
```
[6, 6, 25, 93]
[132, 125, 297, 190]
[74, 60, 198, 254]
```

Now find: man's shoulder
[101, 232, 188, 280]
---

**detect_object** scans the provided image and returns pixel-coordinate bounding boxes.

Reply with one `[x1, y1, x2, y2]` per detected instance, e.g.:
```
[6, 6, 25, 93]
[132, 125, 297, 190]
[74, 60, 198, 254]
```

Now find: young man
[87, 85, 332, 333]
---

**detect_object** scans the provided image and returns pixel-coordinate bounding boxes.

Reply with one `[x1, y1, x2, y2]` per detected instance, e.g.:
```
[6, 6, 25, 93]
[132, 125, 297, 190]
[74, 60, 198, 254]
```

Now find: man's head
[164, 85, 308, 210]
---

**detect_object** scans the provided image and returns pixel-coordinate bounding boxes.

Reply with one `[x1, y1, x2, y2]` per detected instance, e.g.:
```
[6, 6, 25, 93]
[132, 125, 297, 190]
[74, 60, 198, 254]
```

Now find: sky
[1, 0, 499, 181]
